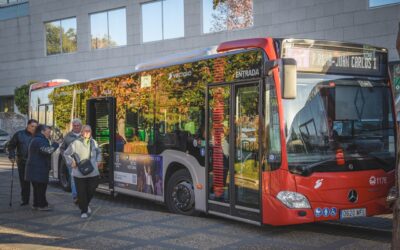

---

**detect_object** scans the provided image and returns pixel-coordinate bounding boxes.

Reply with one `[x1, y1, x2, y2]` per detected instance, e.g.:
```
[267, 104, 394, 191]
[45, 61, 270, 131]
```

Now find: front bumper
[263, 194, 391, 226]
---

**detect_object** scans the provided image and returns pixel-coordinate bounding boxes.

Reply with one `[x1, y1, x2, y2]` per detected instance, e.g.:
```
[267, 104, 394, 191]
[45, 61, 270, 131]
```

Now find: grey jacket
[60, 131, 80, 153]
[64, 137, 101, 178]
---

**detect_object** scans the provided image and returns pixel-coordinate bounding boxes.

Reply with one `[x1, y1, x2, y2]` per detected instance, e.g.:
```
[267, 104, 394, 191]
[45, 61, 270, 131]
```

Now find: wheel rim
[171, 181, 194, 212]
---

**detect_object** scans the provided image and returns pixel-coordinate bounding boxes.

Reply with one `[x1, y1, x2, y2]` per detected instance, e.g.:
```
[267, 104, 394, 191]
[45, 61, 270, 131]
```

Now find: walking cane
[9, 160, 15, 207]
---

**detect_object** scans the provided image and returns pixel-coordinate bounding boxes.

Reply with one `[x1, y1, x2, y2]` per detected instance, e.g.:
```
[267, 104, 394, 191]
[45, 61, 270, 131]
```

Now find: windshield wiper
[290, 157, 336, 176]
[289, 152, 393, 176]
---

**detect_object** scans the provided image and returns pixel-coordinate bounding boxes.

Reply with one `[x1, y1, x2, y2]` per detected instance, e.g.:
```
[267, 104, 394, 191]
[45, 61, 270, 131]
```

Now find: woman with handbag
[64, 125, 101, 218]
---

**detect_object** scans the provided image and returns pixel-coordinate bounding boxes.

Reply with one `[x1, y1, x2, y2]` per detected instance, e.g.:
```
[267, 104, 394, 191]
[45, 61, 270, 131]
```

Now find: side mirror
[265, 58, 297, 99]
[280, 58, 297, 99]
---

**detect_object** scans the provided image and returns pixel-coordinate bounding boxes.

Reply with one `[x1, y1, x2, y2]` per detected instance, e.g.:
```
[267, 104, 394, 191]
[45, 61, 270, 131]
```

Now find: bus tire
[58, 159, 71, 192]
[166, 169, 196, 216]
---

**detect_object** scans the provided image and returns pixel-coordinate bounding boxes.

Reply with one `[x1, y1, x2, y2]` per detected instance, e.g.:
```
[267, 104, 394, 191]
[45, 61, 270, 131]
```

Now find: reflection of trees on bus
[210, 86, 229, 198]
[39, 49, 264, 194]
[49, 84, 92, 134]
[42, 49, 263, 159]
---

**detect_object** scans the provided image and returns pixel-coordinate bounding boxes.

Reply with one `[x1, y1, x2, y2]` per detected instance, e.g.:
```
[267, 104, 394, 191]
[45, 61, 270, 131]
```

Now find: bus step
[96, 183, 113, 195]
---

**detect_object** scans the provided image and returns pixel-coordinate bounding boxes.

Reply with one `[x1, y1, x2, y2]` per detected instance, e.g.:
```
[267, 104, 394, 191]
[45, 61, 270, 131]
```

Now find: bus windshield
[283, 74, 395, 175]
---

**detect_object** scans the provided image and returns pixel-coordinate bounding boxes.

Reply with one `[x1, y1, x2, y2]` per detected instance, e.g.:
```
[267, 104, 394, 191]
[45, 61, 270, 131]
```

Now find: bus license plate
[340, 208, 366, 219]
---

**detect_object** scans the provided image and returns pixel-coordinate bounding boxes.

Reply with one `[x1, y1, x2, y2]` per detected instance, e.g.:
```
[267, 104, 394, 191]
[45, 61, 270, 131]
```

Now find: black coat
[7, 129, 34, 163]
[25, 133, 59, 183]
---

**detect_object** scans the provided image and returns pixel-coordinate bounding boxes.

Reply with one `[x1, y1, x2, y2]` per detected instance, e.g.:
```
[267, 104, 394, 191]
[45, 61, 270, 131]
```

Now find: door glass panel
[93, 101, 111, 183]
[235, 84, 259, 208]
[46, 104, 53, 126]
[208, 86, 230, 202]
[38, 105, 46, 124]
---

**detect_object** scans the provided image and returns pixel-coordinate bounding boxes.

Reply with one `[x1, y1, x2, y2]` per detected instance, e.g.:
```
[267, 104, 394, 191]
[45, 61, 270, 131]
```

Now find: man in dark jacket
[7, 119, 38, 206]
[25, 125, 59, 211]
[60, 118, 82, 203]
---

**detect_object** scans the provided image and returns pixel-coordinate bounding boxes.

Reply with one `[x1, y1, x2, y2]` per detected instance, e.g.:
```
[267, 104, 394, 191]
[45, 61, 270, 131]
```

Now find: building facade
[0, 0, 400, 112]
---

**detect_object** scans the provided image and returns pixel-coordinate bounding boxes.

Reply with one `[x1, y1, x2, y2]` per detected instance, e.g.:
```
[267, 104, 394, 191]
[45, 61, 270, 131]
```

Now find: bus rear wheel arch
[165, 168, 196, 216]
[58, 157, 71, 192]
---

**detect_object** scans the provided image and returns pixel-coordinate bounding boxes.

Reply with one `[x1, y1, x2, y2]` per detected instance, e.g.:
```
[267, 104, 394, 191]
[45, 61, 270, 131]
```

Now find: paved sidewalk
[0, 155, 393, 249]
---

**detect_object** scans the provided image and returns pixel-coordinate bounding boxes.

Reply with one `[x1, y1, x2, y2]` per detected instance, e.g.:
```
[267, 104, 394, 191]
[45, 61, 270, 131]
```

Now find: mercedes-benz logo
[348, 189, 358, 203]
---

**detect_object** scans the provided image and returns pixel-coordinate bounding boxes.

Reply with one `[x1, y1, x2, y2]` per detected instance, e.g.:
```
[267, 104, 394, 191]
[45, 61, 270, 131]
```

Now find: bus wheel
[166, 169, 195, 215]
[58, 159, 71, 192]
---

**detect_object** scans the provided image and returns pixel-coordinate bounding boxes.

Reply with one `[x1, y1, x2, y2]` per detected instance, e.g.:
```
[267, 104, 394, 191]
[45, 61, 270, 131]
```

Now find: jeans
[32, 182, 48, 208]
[74, 176, 98, 214]
[68, 166, 77, 199]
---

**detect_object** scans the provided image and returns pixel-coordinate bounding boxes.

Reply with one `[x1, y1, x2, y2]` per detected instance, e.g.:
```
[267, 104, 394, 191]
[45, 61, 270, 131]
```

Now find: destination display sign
[282, 40, 387, 77]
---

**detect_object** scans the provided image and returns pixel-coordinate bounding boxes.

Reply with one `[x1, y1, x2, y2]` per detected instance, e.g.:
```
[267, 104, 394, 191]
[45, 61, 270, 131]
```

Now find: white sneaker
[81, 213, 88, 219]
[87, 206, 92, 214]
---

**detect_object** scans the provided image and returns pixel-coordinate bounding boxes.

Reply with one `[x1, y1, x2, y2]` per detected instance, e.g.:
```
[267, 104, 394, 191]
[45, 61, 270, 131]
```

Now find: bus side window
[122, 108, 153, 154]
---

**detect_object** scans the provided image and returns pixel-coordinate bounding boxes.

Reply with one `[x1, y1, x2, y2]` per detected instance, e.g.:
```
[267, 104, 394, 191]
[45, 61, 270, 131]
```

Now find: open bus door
[86, 97, 116, 194]
[206, 80, 262, 225]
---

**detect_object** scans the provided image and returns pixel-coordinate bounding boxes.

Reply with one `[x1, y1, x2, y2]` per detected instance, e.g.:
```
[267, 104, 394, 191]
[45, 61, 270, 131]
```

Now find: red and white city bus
[29, 37, 396, 225]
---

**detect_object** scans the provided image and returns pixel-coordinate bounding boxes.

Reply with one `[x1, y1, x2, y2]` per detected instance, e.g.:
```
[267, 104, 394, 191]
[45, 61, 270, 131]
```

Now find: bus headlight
[277, 191, 311, 209]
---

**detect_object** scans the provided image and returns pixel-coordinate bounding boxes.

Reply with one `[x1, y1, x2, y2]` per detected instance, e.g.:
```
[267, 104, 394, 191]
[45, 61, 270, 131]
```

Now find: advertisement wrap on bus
[114, 153, 163, 196]
[29, 37, 396, 226]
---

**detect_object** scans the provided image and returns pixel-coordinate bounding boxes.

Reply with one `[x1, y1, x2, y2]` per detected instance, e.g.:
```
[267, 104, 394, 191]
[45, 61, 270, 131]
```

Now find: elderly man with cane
[7, 119, 38, 206]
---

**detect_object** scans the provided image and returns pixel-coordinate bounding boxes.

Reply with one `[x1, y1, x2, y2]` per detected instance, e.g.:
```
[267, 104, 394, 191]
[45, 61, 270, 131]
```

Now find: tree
[46, 23, 61, 55]
[62, 27, 77, 53]
[49, 85, 76, 133]
[91, 34, 118, 49]
[46, 22, 77, 55]
[213, 0, 226, 8]
[210, 0, 253, 32]
[14, 80, 37, 115]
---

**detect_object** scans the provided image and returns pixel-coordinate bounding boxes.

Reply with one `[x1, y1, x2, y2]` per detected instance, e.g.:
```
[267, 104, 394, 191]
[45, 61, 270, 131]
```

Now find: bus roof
[30, 79, 70, 91]
[135, 46, 218, 71]
[30, 37, 389, 92]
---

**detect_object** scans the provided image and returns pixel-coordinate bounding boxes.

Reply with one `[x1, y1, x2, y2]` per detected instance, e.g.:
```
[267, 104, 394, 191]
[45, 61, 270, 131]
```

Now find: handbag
[78, 159, 94, 175]
[75, 140, 94, 176]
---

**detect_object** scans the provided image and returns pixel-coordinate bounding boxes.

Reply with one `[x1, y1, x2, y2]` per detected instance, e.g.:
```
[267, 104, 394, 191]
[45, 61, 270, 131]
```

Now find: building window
[202, 0, 253, 33]
[0, 0, 26, 5]
[0, 96, 14, 112]
[369, 0, 400, 7]
[90, 8, 127, 49]
[0, 1, 29, 21]
[141, 0, 184, 43]
[45, 17, 77, 56]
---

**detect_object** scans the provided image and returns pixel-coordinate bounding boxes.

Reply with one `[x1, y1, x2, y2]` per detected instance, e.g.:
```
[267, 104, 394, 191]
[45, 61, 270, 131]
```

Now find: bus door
[207, 81, 262, 224]
[86, 97, 116, 193]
